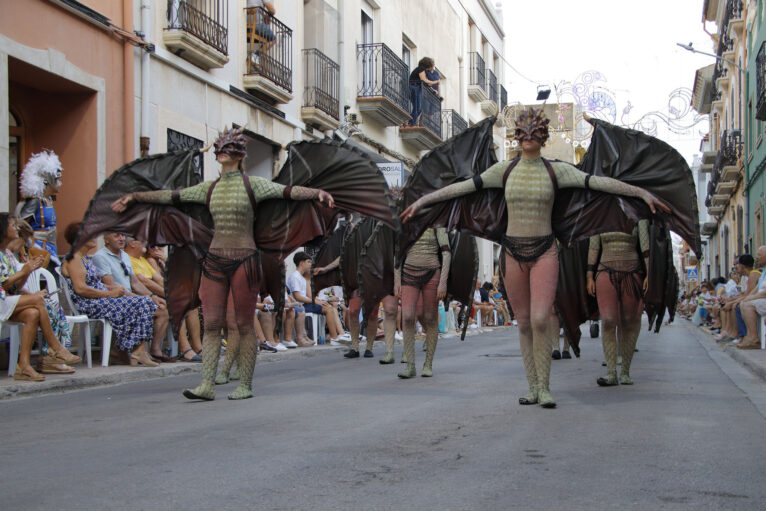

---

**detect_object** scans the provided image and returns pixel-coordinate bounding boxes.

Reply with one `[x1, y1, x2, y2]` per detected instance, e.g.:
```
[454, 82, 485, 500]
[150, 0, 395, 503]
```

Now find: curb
[0, 326, 510, 401]
[690, 321, 766, 383]
[722, 344, 766, 382]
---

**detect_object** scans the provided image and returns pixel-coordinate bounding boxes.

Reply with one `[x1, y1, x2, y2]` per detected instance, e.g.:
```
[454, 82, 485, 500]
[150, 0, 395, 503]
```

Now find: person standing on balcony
[408, 57, 439, 127]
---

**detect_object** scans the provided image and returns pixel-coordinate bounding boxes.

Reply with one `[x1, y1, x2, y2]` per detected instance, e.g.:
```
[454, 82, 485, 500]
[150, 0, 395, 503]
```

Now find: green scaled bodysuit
[133, 172, 319, 400]
[397, 227, 451, 378]
[413, 156, 650, 407]
[588, 220, 649, 386]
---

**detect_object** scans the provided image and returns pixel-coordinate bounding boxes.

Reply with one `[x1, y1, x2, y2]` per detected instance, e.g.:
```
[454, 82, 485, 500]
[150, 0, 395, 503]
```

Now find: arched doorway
[8, 108, 25, 209]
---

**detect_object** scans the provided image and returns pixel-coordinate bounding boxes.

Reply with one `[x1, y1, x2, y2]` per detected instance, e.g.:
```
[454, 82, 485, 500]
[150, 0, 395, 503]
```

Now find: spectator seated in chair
[0, 213, 80, 381]
[736, 246, 766, 350]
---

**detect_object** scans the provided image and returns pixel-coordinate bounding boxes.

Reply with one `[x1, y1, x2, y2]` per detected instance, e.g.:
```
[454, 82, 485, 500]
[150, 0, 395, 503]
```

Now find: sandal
[177, 348, 202, 362]
[47, 349, 82, 365]
[37, 362, 75, 374]
[13, 364, 45, 381]
[130, 351, 159, 367]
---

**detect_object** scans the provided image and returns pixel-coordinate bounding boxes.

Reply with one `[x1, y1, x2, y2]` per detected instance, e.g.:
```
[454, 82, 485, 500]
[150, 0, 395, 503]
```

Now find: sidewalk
[689, 320, 766, 382]
[0, 325, 510, 401]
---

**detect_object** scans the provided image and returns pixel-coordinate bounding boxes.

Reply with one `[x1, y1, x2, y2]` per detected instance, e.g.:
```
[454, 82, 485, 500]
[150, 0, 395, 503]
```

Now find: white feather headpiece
[19, 150, 63, 198]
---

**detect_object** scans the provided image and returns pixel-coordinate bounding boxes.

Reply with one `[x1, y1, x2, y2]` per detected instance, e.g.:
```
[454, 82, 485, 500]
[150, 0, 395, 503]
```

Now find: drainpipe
[337, 0, 345, 116]
[123, 0, 135, 162]
[140, 0, 152, 156]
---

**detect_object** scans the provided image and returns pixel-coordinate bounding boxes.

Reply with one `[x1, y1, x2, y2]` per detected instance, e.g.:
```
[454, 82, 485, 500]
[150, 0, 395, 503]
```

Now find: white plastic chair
[55, 267, 113, 367]
[2, 320, 24, 376]
[305, 312, 326, 345]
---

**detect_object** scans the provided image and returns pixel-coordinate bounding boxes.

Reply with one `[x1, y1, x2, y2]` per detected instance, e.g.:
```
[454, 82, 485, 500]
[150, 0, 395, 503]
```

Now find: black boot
[344, 349, 360, 359]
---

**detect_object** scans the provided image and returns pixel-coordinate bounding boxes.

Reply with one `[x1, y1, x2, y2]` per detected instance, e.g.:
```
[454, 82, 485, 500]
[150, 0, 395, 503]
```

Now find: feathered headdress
[213, 126, 248, 158]
[20, 150, 63, 198]
[513, 107, 551, 146]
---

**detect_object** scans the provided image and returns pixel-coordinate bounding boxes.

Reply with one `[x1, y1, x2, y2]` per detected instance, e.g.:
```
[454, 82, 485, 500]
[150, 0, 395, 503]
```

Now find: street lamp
[676, 42, 743, 72]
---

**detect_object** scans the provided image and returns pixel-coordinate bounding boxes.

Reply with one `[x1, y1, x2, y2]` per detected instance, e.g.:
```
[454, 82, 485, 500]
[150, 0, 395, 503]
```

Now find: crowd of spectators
[2, 215, 514, 382]
[680, 249, 766, 350]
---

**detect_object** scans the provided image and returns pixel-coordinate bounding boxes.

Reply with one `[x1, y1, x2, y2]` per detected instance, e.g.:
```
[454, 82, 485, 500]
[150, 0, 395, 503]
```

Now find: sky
[501, 0, 716, 164]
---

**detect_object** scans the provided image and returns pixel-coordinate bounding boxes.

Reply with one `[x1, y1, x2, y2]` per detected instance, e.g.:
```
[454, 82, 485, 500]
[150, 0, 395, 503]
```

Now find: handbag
[27, 246, 51, 269]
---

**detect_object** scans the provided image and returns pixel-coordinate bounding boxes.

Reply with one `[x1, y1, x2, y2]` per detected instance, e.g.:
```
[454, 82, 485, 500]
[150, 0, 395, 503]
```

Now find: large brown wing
[358, 222, 396, 326]
[555, 239, 598, 356]
[70, 150, 212, 260]
[553, 118, 701, 258]
[310, 223, 350, 298]
[254, 139, 399, 262]
[71, 150, 212, 337]
[397, 117, 501, 261]
[447, 232, 479, 307]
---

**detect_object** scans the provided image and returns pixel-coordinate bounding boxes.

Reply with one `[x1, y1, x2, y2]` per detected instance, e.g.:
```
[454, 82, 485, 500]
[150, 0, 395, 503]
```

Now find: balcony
[441, 109, 468, 140]
[757, 42, 766, 120]
[722, 34, 735, 63]
[727, 0, 744, 38]
[708, 204, 725, 216]
[712, 193, 729, 206]
[356, 43, 411, 126]
[715, 175, 735, 195]
[163, 0, 228, 69]
[399, 83, 442, 150]
[468, 52, 487, 102]
[244, 6, 293, 104]
[481, 69, 498, 116]
[716, 67, 730, 90]
[701, 221, 718, 236]
[711, 90, 724, 112]
[701, 163, 714, 173]
[301, 49, 340, 131]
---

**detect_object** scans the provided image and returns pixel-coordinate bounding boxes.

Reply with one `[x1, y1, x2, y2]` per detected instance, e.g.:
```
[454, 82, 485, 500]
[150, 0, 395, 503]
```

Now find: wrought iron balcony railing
[302, 49, 340, 120]
[166, 0, 228, 55]
[441, 109, 468, 139]
[500, 85, 507, 112]
[469, 52, 486, 91]
[356, 43, 410, 114]
[245, 6, 293, 93]
[418, 82, 442, 138]
[719, 129, 742, 166]
[727, 0, 743, 21]
[487, 70, 498, 104]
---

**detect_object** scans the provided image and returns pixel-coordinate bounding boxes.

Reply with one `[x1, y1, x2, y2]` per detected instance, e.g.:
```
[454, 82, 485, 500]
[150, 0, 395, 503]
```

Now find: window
[167, 129, 203, 178]
[402, 44, 411, 69]
[361, 10, 373, 45]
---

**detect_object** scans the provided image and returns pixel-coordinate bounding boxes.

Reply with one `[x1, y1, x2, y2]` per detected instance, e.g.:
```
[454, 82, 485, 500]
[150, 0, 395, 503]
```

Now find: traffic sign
[686, 268, 698, 281]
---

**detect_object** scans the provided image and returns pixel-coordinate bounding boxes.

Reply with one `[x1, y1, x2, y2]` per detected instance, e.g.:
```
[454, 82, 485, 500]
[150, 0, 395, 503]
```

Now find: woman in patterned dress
[61, 223, 158, 365]
[0, 213, 80, 381]
[0, 220, 74, 373]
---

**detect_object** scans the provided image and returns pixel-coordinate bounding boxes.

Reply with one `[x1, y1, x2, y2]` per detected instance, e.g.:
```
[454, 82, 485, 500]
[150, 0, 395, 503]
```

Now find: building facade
[692, 0, 748, 283]
[0, 0, 140, 249]
[2, 0, 509, 276]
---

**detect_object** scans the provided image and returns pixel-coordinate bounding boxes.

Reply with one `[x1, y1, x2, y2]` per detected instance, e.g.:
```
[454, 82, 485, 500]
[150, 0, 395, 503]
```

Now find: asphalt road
[2, 322, 765, 511]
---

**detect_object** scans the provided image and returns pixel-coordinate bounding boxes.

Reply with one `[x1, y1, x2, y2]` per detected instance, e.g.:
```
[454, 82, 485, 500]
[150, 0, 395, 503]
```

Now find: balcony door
[361, 11, 374, 94]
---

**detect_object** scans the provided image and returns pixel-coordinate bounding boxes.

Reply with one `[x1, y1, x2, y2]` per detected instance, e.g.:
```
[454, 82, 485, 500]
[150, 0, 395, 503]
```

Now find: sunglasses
[119, 260, 131, 277]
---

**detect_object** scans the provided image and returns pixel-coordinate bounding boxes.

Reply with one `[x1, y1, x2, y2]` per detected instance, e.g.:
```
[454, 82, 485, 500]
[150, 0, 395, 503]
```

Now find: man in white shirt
[288, 252, 347, 345]
[285, 253, 314, 347]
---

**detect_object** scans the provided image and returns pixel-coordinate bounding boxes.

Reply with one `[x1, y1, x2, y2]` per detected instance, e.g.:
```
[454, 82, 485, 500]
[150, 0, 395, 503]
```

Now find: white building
[134, 0, 508, 279]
